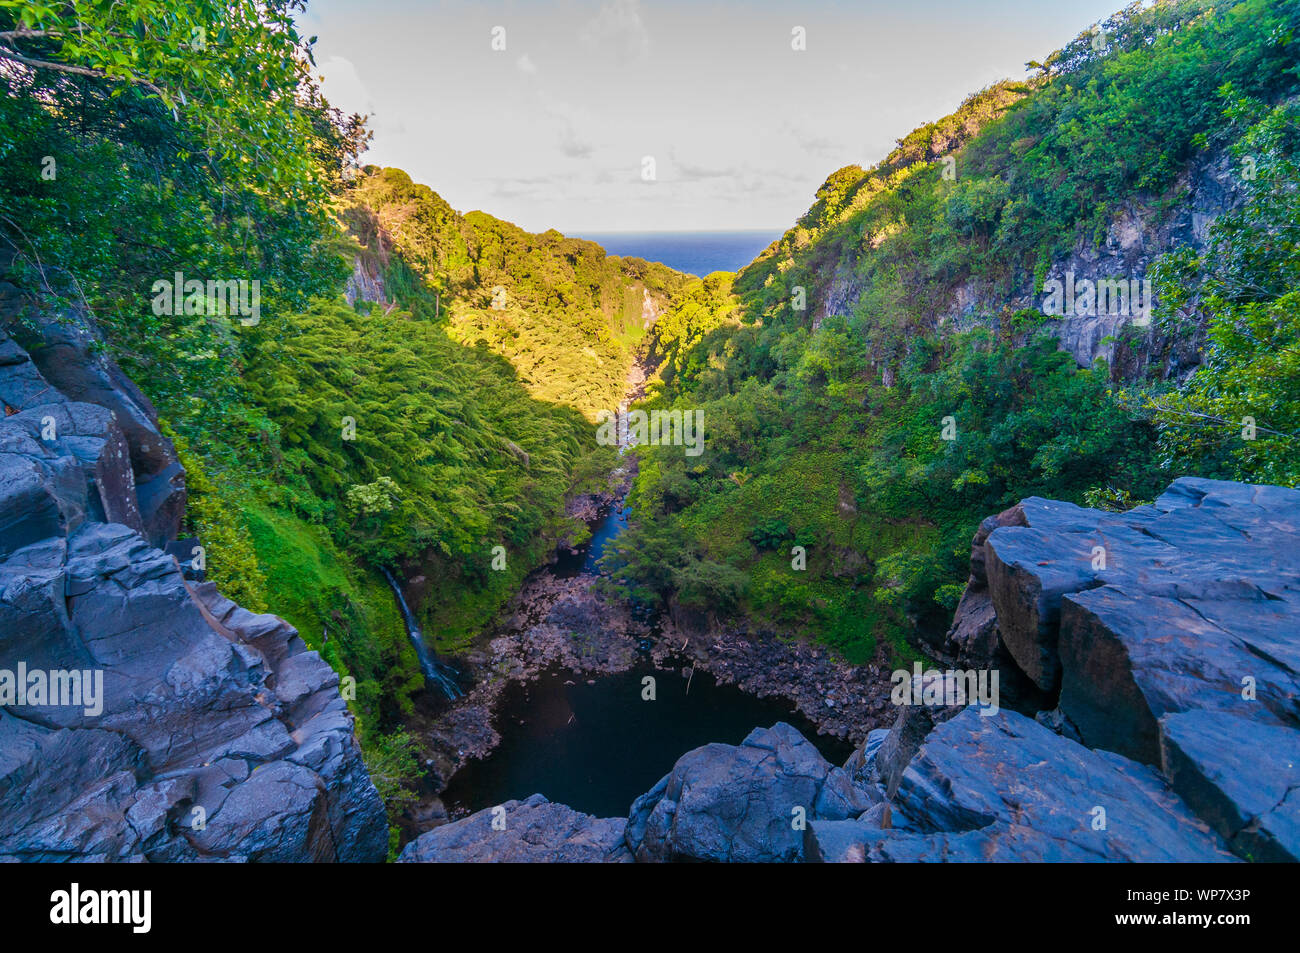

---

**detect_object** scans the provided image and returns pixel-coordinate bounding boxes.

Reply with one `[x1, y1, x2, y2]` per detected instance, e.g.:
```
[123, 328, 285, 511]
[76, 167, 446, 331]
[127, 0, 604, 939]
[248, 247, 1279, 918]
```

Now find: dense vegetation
[0, 0, 682, 849]
[607, 0, 1299, 664]
[3, 0, 1296, 847]
[344, 168, 688, 416]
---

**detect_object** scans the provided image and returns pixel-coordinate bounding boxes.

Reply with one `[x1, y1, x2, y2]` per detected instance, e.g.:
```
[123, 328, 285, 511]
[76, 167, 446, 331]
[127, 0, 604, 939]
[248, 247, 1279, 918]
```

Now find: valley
[0, 0, 1297, 871]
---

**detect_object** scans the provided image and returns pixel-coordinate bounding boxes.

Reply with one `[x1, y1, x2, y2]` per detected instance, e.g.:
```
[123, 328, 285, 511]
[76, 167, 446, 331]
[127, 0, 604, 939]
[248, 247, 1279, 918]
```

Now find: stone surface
[397, 794, 630, 863]
[1160, 710, 1300, 862]
[624, 722, 879, 862]
[0, 313, 385, 862]
[1053, 480, 1300, 764]
[0, 281, 185, 546]
[808, 709, 1235, 863]
[972, 479, 1300, 768]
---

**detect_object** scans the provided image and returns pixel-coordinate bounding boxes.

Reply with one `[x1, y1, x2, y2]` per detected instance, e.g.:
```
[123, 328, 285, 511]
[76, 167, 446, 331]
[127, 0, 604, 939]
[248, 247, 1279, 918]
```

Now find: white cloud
[579, 0, 650, 61]
[317, 55, 374, 116]
[516, 54, 538, 75]
[559, 124, 594, 159]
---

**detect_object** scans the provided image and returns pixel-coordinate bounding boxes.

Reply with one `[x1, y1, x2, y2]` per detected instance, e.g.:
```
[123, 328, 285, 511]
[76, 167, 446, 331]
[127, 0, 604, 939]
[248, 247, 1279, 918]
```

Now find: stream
[439, 475, 852, 820]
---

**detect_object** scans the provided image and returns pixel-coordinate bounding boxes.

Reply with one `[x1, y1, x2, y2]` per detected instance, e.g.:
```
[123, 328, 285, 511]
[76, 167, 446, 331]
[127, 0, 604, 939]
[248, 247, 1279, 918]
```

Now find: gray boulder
[625, 722, 879, 862]
[398, 795, 630, 863]
[808, 709, 1235, 862]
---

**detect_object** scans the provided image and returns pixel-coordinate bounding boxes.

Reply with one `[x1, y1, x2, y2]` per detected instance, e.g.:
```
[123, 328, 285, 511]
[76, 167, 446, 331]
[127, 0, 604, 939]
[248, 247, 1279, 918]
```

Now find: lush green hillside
[0, 0, 688, 842]
[345, 167, 688, 416]
[607, 0, 1300, 664]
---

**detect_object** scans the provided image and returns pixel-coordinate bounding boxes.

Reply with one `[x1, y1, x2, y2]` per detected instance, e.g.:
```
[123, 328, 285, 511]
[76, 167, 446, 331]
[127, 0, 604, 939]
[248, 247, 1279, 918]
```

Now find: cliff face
[813, 147, 1242, 378]
[0, 277, 387, 862]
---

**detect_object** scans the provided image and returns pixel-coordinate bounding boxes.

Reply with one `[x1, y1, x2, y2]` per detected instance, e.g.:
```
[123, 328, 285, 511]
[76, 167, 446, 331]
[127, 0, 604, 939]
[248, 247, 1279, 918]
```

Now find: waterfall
[380, 567, 462, 700]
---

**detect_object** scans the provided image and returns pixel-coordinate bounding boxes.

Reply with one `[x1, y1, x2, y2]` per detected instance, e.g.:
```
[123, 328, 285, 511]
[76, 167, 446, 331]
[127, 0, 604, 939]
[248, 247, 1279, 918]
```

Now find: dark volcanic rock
[625, 722, 879, 862]
[808, 709, 1235, 862]
[1051, 481, 1300, 764]
[398, 794, 630, 863]
[0, 319, 385, 862]
[1060, 579, 1300, 764]
[964, 479, 1300, 766]
[0, 283, 185, 546]
[1160, 710, 1300, 862]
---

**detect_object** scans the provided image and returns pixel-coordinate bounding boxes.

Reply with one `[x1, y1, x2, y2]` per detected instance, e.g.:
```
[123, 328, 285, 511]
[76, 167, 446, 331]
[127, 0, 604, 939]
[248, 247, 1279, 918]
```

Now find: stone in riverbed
[397, 794, 630, 863]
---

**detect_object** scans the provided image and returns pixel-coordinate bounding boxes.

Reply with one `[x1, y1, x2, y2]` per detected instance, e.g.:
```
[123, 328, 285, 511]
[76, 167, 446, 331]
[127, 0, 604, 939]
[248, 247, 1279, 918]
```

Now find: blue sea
[577, 230, 782, 278]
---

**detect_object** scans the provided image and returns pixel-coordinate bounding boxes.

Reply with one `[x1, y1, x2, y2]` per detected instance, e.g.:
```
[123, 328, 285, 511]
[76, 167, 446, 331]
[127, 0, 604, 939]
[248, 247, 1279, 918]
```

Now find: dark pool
[441, 656, 854, 820]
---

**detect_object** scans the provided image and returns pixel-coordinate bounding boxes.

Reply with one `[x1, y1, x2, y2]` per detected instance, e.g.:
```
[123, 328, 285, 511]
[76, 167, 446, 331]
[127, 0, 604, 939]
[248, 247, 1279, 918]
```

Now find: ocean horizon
[575, 229, 782, 278]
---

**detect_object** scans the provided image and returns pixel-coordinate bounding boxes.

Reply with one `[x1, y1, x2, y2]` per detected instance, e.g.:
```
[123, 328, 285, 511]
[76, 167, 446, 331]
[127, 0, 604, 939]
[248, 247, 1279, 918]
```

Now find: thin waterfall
[380, 567, 462, 700]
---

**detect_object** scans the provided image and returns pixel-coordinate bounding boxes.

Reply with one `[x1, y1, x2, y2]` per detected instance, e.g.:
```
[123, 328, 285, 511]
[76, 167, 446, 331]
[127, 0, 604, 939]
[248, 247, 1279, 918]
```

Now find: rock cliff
[0, 275, 387, 862]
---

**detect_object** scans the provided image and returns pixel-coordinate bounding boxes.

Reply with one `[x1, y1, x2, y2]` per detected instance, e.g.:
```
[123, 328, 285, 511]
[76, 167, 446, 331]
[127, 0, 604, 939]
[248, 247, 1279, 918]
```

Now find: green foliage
[241, 501, 423, 722]
[168, 426, 269, 613]
[0, 2, 367, 453]
[241, 294, 601, 572]
[1144, 95, 1300, 485]
[345, 169, 690, 417]
[607, 0, 1300, 661]
[358, 728, 423, 861]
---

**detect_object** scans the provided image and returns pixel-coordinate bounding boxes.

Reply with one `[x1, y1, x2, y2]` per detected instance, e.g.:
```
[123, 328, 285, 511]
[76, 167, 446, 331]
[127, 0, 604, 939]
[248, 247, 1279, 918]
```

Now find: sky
[303, 0, 1129, 233]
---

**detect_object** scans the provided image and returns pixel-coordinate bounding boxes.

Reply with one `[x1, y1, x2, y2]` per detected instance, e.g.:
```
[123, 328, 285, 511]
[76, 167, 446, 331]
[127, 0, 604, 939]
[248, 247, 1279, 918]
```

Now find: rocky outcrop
[397, 794, 629, 863]
[960, 149, 1239, 372]
[808, 708, 1234, 863]
[972, 480, 1300, 762]
[931, 477, 1300, 862]
[0, 287, 386, 862]
[624, 722, 879, 862]
[343, 254, 392, 311]
[0, 277, 186, 547]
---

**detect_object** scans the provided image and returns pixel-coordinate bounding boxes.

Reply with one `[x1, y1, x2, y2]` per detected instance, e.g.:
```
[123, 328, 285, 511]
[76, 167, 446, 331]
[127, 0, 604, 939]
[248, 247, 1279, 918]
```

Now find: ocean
[577, 230, 782, 278]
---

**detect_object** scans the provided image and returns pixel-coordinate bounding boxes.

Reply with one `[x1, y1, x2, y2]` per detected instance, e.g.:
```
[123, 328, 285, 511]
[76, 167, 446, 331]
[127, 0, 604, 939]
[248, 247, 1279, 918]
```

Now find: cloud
[516, 54, 538, 75]
[672, 156, 733, 182]
[487, 172, 569, 200]
[579, 0, 650, 61]
[559, 124, 594, 159]
[317, 55, 374, 116]
[777, 121, 845, 158]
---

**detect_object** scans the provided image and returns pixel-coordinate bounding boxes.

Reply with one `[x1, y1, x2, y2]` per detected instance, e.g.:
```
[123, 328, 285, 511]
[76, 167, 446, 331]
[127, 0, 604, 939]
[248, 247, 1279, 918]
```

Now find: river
[439, 476, 852, 820]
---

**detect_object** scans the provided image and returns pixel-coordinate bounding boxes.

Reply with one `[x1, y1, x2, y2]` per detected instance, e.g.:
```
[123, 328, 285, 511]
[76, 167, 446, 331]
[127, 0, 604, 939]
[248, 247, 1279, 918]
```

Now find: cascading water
[380, 567, 463, 700]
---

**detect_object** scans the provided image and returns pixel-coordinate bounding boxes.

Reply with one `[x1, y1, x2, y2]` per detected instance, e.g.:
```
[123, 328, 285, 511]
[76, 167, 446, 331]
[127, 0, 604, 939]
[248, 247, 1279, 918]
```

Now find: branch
[0, 45, 166, 99]
[1148, 402, 1298, 440]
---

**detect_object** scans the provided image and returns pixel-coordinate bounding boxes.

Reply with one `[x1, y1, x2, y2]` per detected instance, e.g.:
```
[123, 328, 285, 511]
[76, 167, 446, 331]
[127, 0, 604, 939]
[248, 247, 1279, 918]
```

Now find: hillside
[1, 0, 1297, 875]
[0, 31, 687, 845]
[608, 0, 1300, 667]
